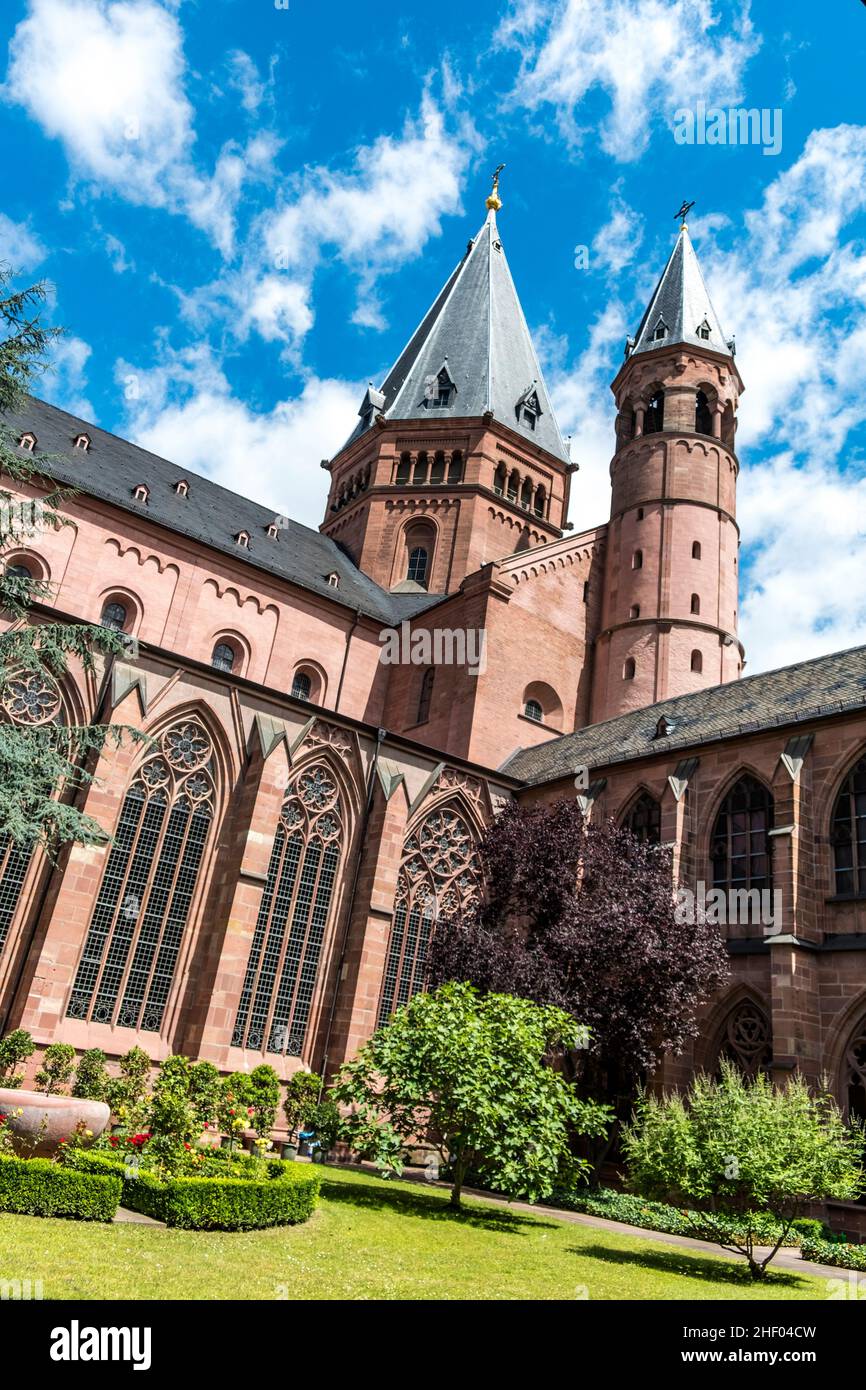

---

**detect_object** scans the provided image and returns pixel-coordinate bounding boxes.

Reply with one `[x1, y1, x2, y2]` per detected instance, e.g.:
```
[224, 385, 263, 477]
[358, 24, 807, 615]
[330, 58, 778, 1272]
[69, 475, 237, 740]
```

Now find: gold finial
[486, 163, 505, 212]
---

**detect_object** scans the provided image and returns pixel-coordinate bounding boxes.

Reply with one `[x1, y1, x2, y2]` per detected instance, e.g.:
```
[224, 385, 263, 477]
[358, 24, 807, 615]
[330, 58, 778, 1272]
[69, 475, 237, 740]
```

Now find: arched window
[412, 452, 429, 484]
[711, 775, 774, 900]
[690, 649, 703, 673]
[430, 451, 446, 484]
[396, 453, 411, 485]
[378, 807, 479, 1024]
[507, 470, 519, 502]
[493, 463, 507, 496]
[842, 1016, 866, 1123]
[644, 390, 664, 434]
[520, 479, 533, 511]
[632, 549, 643, 570]
[629, 604, 640, 619]
[695, 389, 713, 435]
[831, 755, 866, 896]
[623, 657, 636, 680]
[101, 601, 128, 632]
[416, 668, 435, 724]
[407, 547, 429, 588]
[6, 562, 33, 580]
[66, 720, 216, 1032]
[211, 642, 235, 673]
[533, 485, 546, 518]
[715, 1001, 772, 1079]
[690, 593, 700, 615]
[692, 540, 702, 560]
[291, 671, 312, 702]
[232, 764, 344, 1056]
[622, 792, 661, 846]
[524, 698, 543, 722]
[447, 451, 463, 484]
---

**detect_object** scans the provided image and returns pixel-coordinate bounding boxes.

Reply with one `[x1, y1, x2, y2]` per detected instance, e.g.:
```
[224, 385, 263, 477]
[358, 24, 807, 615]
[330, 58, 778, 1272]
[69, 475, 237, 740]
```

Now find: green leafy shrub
[0, 1029, 35, 1090]
[67, 1150, 319, 1229]
[107, 1046, 152, 1131]
[72, 1048, 110, 1102]
[247, 1064, 281, 1142]
[35, 1042, 76, 1095]
[188, 1061, 221, 1133]
[550, 1185, 818, 1248]
[0, 1152, 120, 1221]
[283, 1072, 321, 1141]
[800, 1236, 866, 1271]
[219, 1072, 254, 1149]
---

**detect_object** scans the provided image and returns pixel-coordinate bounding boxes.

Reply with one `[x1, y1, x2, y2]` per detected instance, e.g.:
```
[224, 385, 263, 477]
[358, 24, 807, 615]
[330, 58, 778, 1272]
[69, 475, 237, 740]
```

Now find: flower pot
[280, 1142, 299, 1161]
[0, 1088, 110, 1157]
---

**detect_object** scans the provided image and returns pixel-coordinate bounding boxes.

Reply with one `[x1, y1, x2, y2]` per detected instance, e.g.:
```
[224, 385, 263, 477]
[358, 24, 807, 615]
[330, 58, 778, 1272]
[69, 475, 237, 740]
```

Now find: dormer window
[654, 715, 676, 739]
[358, 383, 385, 426]
[174, 480, 189, 497]
[424, 363, 455, 409]
[267, 522, 279, 538]
[696, 318, 712, 341]
[652, 317, 668, 342]
[236, 531, 250, 548]
[133, 484, 149, 503]
[522, 406, 537, 431]
[516, 384, 542, 433]
[18, 433, 36, 452]
[327, 572, 340, 589]
[73, 433, 90, 451]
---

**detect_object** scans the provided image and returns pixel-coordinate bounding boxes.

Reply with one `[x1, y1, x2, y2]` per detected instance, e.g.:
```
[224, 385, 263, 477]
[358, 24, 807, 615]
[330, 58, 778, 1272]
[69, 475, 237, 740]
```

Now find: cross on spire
[486, 163, 505, 212]
[675, 199, 695, 227]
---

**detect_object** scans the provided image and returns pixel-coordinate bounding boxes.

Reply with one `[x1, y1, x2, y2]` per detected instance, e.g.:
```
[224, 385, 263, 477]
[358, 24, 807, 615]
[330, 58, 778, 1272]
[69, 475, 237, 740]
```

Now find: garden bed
[0, 1152, 121, 1222]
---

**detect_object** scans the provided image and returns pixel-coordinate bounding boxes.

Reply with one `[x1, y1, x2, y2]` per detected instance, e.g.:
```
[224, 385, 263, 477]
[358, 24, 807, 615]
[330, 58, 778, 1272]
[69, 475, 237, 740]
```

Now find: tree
[106, 1046, 152, 1131]
[246, 1064, 281, 1142]
[283, 1071, 321, 1142]
[188, 1060, 221, 1133]
[72, 1048, 110, 1102]
[0, 268, 143, 855]
[427, 800, 728, 1132]
[218, 1072, 254, 1150]
[147, 1055, 197, 1167]
[622, 1061, 864, 1279]
[34, 1041, 76, 1094]
[0, 1027, 34, 1089]
[332, 982, 610, 1207]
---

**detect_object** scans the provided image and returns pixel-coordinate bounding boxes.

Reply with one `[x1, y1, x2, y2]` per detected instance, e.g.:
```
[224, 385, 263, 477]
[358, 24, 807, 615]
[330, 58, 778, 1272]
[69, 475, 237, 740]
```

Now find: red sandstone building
[2, 192, 866, 1224]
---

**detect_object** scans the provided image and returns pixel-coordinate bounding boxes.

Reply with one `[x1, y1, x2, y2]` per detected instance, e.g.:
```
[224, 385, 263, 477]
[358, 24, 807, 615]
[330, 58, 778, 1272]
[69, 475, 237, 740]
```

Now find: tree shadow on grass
[571, 1242, 809, 1290]
[319, 1176, 559, 1235]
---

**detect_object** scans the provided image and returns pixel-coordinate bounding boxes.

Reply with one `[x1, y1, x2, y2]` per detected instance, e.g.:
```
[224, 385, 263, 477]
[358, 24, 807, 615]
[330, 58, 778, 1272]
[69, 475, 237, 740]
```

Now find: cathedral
[2, 184, 866, 1227]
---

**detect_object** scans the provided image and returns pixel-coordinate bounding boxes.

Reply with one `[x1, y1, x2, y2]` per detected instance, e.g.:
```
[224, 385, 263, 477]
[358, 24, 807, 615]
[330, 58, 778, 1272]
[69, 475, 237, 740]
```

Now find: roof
[2, 396, 443, 626]
[343, 211, 570, 463]
[504, 644, 866, 786]
[630, 224, 730, 358]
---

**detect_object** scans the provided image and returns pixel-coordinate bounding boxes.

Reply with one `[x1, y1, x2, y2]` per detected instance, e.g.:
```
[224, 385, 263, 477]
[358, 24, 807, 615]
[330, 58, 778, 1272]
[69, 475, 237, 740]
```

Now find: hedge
[801, 1236, 866, 1271]
[66, 1151, 320, 1230]
[549, 1185, 823, 1248]
[0, 1152, 121, 1222]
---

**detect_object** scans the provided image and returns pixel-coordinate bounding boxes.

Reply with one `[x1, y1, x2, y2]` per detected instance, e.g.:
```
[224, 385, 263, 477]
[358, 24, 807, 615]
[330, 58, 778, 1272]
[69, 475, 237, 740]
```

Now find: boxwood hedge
[67, 1151, 320, 1230]
[801, 1236, 866, 1271]
[0, 1152, 121, 1222]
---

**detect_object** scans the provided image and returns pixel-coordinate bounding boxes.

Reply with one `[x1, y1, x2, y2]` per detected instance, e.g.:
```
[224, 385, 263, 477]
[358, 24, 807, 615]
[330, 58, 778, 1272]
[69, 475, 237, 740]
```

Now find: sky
[2, 0, 866, 675]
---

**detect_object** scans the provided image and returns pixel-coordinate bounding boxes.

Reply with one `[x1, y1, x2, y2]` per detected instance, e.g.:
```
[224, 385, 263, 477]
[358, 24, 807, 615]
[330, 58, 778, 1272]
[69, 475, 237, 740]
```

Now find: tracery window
[0, 671, 62, 956]
[715, 1001, 772, 1079]
[843, 1017, 866, 1124]
[231, 764, 343, 1057]
[378, 807, 479, 1025]
[711, 774, 774, 898]
[622, 792, 661, 846]
[66, 720, 216, 1032]
[831, 755, 866, 896]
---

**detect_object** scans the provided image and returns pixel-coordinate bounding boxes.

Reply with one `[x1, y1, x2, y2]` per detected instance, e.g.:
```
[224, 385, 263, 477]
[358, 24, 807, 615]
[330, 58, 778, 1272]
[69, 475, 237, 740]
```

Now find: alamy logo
[378, 620, 487, 676]
[1, 1278, 43, 1300]
[50, 1321, 152, 1371]
[675, 880, 782, 932]
[673, 102, 782, 157]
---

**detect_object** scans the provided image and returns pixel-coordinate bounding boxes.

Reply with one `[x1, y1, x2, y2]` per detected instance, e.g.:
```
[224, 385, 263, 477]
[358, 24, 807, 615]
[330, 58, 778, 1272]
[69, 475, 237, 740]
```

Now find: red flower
[183, 1143, 191, 1150]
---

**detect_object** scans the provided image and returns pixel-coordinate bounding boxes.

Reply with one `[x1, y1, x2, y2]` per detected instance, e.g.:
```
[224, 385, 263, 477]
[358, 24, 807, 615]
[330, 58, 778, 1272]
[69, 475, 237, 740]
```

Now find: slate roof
[2, 396, 442, 626]
[505, 644, 866, 786]
[343, 211, 570, 463]
[630, 224, 730, 358]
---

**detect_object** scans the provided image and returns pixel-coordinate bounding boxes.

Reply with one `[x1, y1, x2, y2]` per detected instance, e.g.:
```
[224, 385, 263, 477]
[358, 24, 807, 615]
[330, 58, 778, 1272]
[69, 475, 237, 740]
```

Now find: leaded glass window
[378, 807, 479, 1025]
[844, 1019, 866, 1124]
[831, 756, 866, 896]
[622, 792, 661, 846]
[66, 720, 215, 1032]
[232, 763, 343, 1057]
[711, 775, 773, 898]
[715, 1001, 772, 1079]
[0, 835, 32, 956]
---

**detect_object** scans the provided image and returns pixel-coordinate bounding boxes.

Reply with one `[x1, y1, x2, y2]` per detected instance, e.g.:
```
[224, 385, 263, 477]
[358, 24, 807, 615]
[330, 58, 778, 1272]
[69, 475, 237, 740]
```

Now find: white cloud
[115, 343, 361, 528]
[498, 0, 759, 161]
[0, 213, 46, 271]
[591, 183, 645, 277]
[45, 334, 93, 418]
[3, 0, 257, 253]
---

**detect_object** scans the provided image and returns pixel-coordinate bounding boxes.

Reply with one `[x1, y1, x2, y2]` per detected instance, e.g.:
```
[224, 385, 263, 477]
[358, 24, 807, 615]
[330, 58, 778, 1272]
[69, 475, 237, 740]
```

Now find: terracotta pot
[0, 1088, 110, 1157]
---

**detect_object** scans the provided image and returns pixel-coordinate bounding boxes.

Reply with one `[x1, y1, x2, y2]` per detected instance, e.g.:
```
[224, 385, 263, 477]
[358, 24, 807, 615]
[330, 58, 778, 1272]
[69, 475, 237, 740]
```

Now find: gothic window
[378, 806, 479, 1024]
[715, 1001, 772, 1079]
[711, 775, 773, 899]
[0, 835, 32, 958]
[407, 546, 429, 588]
[831, 755, 866, 896]
[211, 642, 235, 673]
[291, 671, 312, 702]
[101, 601, 128, 632]
[690, 649, 703, 673]
[416, 668, 435, 724]
[622, 792, 661, 845]
[644, 391, 664, 434]
[524, 699, 543, 722]
[0, 672, 62, 958]
[623, 657, 636, 680]
[66, 720, 216, 1032]
[695, 389, 713, 435]
[231, 764, 344, 1057]
[843, 1017, 866, 1123]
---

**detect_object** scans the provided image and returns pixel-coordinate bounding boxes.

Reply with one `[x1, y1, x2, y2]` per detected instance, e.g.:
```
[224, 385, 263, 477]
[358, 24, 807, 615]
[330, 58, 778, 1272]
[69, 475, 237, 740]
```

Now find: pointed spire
[344, 190, 568, 462]
[629, 223, 730, 359]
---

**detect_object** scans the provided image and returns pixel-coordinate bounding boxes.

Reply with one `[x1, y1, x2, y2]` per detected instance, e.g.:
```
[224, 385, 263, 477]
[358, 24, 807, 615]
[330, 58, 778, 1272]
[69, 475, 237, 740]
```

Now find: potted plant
[282, 1071, 321, 1160]
[308, 1099, 341, 1164]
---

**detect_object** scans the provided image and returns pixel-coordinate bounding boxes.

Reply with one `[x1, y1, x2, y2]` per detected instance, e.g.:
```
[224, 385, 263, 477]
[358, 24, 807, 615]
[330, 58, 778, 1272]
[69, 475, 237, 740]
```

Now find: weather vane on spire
[675, 199, 695, 228]
[486, 164, 505, 212]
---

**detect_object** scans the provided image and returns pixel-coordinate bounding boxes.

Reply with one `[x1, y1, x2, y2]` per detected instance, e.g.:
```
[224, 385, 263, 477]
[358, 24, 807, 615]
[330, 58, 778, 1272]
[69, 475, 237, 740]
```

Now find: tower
[320, 175, 575, 597]
[591, 218, 745, 722]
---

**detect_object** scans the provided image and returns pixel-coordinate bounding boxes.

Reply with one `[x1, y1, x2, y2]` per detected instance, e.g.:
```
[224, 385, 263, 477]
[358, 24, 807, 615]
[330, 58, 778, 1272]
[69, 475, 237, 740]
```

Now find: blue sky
[2, 0, 866, 673]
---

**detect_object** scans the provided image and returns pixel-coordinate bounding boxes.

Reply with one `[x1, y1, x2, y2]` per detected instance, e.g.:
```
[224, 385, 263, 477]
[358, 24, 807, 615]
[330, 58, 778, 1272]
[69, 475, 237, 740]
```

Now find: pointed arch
[706, 768, 774, 901]
[698, 985, 773, 1079]
[827, 747, 866, 896]
[618, 787, 662, 845]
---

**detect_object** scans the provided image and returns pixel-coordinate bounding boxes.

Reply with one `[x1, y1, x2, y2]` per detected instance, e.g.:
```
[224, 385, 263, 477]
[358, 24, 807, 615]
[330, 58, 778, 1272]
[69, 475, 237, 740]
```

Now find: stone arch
[820, 742, 866, 894]
[695, 984, 773, 1078]
[618, 786, 663, 844]
[824, 990, 866, 1115]
[701, 764, 774, 884]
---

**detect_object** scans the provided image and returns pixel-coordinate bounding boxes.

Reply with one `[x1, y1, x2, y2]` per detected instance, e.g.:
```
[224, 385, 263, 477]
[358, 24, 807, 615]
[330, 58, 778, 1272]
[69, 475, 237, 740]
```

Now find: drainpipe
[317, 726, 386, 1096]
[334, 609, 362, 714]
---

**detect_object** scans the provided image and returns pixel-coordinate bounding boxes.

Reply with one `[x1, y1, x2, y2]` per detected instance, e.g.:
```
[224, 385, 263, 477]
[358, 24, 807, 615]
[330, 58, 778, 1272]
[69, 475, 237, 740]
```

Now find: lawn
[0, 1164, 829, 1300]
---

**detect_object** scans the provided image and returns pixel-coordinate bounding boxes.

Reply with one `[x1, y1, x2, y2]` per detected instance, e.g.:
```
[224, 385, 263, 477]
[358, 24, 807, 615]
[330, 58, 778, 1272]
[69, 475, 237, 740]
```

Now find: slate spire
[629, 224, 730, 358]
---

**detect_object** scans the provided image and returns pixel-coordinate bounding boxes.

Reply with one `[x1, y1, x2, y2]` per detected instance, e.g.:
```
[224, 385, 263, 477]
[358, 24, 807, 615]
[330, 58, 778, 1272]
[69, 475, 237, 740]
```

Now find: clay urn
[0, 1088, 110, 1157]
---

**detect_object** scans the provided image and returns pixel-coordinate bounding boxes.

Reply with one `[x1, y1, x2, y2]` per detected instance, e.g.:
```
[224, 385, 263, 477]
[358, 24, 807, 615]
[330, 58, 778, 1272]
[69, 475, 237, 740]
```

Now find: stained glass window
[831, 756, 866, 896]
[711, 775, 774, 899]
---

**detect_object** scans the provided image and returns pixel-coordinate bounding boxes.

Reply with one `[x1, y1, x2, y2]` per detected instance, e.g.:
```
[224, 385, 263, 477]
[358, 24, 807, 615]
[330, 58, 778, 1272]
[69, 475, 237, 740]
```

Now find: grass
[0, 1164, 830, 1301]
